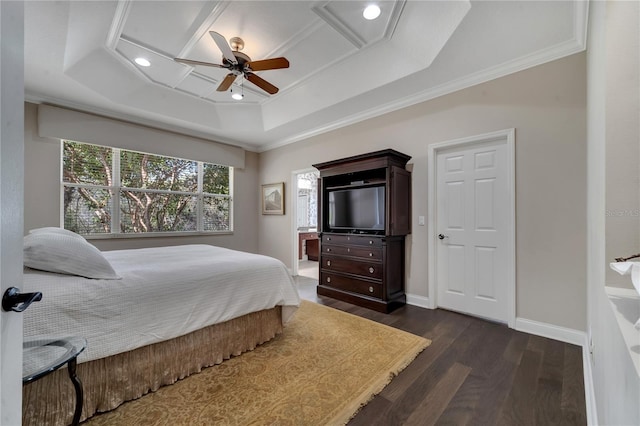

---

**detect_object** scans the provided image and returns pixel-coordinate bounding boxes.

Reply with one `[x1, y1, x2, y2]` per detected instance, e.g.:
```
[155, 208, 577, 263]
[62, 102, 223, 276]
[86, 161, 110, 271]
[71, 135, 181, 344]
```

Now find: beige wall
[587, 1, 640, 424]
[259, 53, 587, 331]
[23, 102, 260, 254]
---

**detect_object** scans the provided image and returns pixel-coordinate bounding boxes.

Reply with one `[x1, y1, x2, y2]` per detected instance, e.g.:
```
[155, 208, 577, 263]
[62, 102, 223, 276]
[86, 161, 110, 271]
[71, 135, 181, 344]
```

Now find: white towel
[609, 262, 640, 330]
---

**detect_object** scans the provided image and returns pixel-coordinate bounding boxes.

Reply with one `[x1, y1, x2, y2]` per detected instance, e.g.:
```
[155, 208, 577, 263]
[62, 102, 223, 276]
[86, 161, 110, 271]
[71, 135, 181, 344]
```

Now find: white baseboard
[515, 317, 585, 346]
[582, 335, 598, 426]
[406, 293, 432, 309]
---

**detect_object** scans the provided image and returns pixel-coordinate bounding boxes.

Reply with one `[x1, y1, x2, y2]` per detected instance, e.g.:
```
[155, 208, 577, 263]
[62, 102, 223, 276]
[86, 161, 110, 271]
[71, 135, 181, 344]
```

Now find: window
[62, 140, 232, 236]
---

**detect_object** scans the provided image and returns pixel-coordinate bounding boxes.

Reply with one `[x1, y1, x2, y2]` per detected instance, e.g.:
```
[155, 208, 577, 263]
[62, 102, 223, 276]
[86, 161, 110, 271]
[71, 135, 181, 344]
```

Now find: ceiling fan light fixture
[231, 80, 244, 100]
[181, 31, 287, 96]
[134, 57, 151, 67]
[363, 4, 381, 20]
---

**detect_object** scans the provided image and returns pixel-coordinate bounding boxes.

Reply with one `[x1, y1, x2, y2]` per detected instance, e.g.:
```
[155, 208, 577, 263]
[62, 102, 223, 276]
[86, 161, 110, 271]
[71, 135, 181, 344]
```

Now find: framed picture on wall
[262, 182, 285, 215]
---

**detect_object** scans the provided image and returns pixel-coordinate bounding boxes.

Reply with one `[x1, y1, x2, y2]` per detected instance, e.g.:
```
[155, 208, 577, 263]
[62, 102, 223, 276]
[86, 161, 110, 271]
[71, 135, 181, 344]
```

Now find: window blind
[38, 104, 246, 169]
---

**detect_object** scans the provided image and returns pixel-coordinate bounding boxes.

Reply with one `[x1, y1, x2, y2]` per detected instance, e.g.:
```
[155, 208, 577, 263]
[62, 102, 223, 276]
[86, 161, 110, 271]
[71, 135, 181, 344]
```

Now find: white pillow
[23, 233, 120, 280]
[29, 227, 85, 241]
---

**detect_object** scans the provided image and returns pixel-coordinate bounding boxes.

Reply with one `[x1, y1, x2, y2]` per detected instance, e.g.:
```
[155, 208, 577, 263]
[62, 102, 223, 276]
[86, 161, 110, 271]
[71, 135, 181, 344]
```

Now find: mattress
[22, 244, 300, 363]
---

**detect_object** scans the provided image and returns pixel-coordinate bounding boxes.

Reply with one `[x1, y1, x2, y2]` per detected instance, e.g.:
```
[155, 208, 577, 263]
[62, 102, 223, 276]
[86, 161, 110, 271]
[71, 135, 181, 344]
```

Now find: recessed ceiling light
[231, 92, 243, 100]
[363, 4, 381, 20]
[134, 57, 151, 67]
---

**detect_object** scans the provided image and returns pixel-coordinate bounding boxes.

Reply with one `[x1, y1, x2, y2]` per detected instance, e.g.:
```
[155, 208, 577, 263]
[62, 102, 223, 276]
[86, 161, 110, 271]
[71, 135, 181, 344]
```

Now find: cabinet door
[317, 177, 323, 232]
[389, 166, 411, 235]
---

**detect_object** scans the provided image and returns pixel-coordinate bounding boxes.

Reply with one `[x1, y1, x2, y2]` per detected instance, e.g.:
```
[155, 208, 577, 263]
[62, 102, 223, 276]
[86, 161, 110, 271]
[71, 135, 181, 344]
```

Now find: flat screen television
[327, 185, 385, 233]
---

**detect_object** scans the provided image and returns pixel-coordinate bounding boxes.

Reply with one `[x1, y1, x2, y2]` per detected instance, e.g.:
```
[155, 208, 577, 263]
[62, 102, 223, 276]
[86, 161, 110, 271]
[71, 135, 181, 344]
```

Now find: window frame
[60, 141, 234, 238]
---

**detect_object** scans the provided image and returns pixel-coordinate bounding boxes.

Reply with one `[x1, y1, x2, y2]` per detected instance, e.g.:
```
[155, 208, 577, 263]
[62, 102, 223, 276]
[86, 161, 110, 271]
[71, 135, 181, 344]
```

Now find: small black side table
[23, 337, 87, 426]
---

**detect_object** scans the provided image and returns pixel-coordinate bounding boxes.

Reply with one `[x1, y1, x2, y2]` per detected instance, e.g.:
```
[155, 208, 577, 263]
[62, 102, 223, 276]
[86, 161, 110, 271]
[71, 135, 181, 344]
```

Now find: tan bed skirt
[23, 307, 283, 426]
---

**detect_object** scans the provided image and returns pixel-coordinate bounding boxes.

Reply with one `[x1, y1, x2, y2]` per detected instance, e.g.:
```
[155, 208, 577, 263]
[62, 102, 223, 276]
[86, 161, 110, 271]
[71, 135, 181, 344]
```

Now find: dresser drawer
[322, 244, 382, 260]
[320, 272, 382, 298]
[322, 234, 382, 247]
[321, 255, 383, 279]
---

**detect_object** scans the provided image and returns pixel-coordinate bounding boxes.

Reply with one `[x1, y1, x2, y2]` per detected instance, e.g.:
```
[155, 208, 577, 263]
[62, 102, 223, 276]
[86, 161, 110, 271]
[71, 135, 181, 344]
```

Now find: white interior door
[0, 2, 25, 424]
[435, 133, 513, 324]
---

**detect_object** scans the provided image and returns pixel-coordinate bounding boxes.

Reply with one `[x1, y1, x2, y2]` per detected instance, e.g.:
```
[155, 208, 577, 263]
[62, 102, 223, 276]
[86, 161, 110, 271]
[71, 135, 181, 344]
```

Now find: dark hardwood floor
[295, 275, 587, 425]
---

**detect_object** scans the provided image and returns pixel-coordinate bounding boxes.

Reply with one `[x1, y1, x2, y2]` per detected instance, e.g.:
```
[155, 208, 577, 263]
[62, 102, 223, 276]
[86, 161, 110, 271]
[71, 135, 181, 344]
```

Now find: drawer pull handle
[369, 286, 374, 293]
[369, 253, 373, 257]
[327, 277, 331, 283]
[369, 240, 373, 245]
[327, 237, 331, 241]
[327, 248, 331, 252]
[327, 260, 331, 266]
[369, 267, 374, 273]
[347, 248, 351, 252]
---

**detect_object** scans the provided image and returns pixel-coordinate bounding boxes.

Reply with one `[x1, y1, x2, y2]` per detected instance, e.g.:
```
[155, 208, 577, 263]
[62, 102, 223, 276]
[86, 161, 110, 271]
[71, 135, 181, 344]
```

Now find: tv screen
[328, 186, 385, 231]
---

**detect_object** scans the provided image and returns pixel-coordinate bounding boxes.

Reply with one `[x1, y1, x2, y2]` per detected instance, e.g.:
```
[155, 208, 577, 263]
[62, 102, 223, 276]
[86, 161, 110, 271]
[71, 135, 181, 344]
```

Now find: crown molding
[311, 2, 365, 49]
[105, 0, 132, 50]
[258, 36, 587, 152]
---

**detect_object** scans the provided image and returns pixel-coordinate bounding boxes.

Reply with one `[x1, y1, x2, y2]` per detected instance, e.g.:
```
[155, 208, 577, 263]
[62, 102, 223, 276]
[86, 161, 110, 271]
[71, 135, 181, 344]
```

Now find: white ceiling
[24, 1, 587, 152]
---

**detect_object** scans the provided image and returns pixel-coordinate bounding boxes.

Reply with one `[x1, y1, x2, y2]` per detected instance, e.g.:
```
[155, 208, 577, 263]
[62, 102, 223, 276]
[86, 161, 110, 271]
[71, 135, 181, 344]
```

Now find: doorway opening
[292, 169, 320, 280]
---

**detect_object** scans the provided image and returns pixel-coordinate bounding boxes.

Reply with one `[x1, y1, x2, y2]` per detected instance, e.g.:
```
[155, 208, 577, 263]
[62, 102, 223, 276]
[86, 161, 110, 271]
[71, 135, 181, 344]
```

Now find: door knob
[2, 287, 42, 313]
[438, 234, 449, 240]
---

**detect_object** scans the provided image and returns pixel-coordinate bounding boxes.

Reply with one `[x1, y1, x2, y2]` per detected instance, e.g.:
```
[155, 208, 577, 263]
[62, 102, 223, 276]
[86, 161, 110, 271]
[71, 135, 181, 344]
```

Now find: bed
[20, 230, 300, 425]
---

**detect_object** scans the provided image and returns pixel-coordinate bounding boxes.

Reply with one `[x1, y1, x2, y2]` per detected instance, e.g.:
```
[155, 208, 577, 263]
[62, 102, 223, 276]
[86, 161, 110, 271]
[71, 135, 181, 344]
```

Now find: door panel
[436, 138, 510, 323]
[446, 181, 465, 229]
[0, 2, 25, 424]
[445, 245, 465, 294]
[475, 246, 496, 300]
[475, 178, 495, 229]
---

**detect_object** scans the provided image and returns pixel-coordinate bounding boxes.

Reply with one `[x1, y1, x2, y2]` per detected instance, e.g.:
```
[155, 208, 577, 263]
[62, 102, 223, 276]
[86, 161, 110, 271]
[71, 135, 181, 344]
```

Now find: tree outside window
[62, 141, 232, 235]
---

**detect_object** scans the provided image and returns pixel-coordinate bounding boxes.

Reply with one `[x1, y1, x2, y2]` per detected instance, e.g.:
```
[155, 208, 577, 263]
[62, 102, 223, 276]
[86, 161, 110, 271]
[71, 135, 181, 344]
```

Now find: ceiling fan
[174, 31, 289, 95]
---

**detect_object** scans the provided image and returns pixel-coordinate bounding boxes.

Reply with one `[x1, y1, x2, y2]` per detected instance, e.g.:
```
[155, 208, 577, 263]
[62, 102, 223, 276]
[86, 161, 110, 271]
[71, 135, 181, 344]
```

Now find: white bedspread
[23, 244, 300, 363]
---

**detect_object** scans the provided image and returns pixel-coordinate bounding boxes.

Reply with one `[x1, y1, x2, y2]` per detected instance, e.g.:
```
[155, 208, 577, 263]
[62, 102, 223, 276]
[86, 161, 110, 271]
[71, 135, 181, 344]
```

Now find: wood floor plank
[347, 394, 393, 426]
[392, 306, 454, 337]
[456, 321, 512, 379]
[381, 313, 472, 402]
[561, 344, 587, 425]
[526, 334, 547, 353]
[503, 330, 531, 364]
[294, 277, 587, 426]
[474, 331, 531, 424]
[436, 330, 529, 425]
[376, 321, 487, 425]
[404, 362, 472, 426]
[534, 338, 565, 425]
[496, 349, 543, 426]
[381, 335, 456, 402]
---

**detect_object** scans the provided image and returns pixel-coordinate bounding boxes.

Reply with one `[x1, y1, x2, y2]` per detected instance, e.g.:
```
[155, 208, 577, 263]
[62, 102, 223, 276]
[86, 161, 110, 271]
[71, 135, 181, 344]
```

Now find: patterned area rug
[86, 301, 430, 425]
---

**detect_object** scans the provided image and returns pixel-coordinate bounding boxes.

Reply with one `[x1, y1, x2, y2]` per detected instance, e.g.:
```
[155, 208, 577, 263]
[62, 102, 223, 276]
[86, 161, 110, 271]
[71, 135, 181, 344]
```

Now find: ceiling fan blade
[216, 73, 237, 92]
[246, 57, 290, 72]
[246, 72, 279, 95]
[209, 31, 237, 65]
[174, 58, 226, 68]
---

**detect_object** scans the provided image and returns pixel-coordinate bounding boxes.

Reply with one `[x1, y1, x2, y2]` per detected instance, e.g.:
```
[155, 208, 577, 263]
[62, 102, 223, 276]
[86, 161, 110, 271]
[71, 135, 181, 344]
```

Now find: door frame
[427, 128, 516, 328]
[290, 167, 318, 276]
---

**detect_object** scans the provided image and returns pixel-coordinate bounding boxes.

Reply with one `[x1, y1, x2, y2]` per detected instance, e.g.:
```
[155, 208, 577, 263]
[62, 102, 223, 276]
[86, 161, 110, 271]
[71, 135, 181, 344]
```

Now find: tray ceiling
[24, 1, 587, 151]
